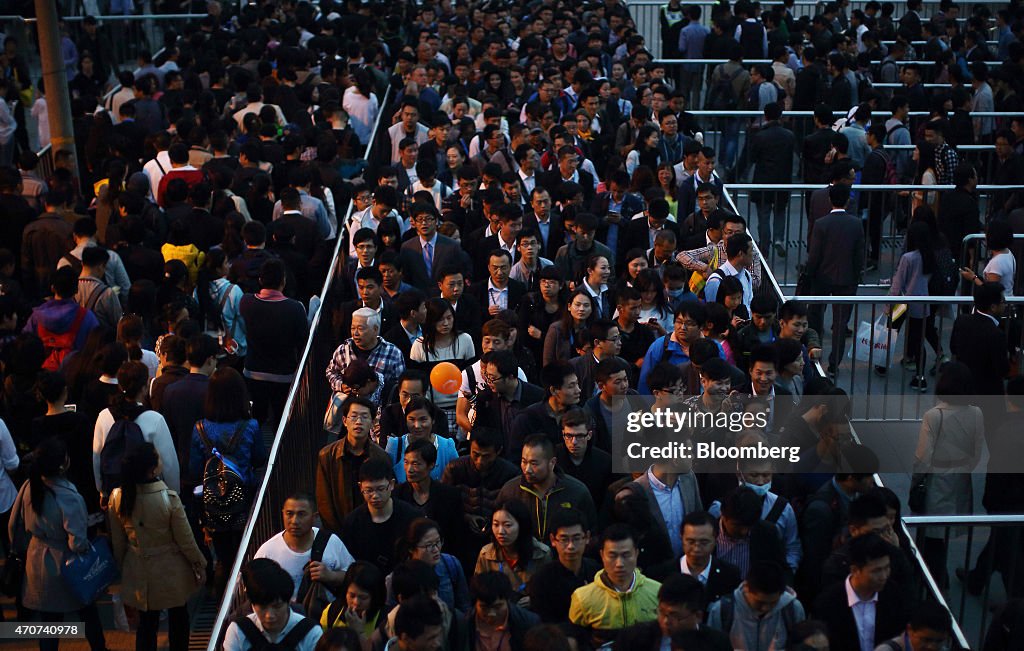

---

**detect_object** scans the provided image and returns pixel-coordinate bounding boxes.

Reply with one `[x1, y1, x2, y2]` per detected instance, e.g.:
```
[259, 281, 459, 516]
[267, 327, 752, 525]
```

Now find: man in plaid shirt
[327, 307, 406, 400]
[925, 121, 961, 186]
[675, 211, 763, 290]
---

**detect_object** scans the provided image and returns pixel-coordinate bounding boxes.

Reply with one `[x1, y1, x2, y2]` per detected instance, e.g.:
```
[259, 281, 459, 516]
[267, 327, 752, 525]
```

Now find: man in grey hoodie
[706, 561, 806, 650]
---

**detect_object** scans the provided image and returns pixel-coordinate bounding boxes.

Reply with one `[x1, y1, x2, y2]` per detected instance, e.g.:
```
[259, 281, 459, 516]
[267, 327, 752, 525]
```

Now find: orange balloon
[430, 362, 463, 395]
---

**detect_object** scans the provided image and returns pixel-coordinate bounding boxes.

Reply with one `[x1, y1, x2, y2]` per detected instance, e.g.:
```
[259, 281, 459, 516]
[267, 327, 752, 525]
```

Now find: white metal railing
[204, 85, 392, 651]
[721, 180, 974, 649]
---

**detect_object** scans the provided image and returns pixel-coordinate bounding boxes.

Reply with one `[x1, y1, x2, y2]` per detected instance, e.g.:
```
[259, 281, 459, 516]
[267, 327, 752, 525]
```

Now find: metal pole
[35, 0, 78, 179]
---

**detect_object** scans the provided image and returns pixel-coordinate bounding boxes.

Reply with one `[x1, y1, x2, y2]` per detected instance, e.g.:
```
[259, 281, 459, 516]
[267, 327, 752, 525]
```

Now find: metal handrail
[205, 85, 392, 651]
[678, 110, 1024, 117]
[784, 295, 1024, 304]
[653, 57, 1003, 67]
[904, 515, 1024, 527]
[721, 179, 973, 649]
[722, 183, 1024, 191]
[884, 144, 996, 151]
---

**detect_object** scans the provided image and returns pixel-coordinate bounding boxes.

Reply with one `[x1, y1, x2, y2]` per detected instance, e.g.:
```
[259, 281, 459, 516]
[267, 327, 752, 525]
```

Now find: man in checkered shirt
[326, 307, 406, 402]
[925, 121, 961, 186]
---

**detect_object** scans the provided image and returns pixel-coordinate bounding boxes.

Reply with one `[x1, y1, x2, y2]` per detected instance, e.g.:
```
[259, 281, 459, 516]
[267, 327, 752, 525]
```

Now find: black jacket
[950, 312, 1010, 396]
[523, 210, 567, 261]
[619, 217, 681, 269]
[555, 442, 614, 510]
[467, 277, 528, 315]
[646, 556, 742, 605]
[464, 604, 540, 651]
[814, 580, 910, 651]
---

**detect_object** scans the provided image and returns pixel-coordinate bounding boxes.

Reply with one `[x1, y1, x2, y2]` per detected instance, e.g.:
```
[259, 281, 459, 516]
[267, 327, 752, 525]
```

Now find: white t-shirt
[254, 528, 355, 601]
[984, 252, 1016, 297]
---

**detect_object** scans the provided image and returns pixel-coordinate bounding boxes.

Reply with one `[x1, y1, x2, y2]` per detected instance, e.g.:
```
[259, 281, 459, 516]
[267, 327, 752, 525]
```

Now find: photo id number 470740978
[0, 623, 86, 638]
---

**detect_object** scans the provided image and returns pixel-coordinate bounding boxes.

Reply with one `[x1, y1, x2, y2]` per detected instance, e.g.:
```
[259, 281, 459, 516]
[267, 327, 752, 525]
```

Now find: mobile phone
[65, 403, 76, 412]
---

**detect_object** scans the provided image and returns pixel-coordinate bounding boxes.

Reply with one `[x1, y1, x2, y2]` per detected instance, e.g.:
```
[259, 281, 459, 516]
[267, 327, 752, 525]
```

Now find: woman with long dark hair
[320, 560, 386, 639]
[633, 268, 673, 337]
[542, 289, 595, 365]
[474, 500, 549, 601]
[887, 221, 938, 389]
[625, 125, 661, 178]
[189, 367, 267, 594]
[410, 298, 475, 429]
[194, 249, 247, 359]
[9, 438, 108, 651]
[109, 442, 205, 651]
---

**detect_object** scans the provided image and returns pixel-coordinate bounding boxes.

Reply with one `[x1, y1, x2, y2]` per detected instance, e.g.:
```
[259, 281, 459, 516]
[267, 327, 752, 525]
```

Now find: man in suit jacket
[631, 463, 704, 561]
[523, 187, 566, 261]
[951, 282, 1010, 433]
[813, 534, 910, 651]
[335, 268, 400, 345]
[804, 183, 864, 376]
[437, 265, 483, 342]
[591, 170, 644, 263]
[647, 511, 743, 606]
[749, 103, 796, 252]
[950, 282, 1010, 397]
[618, 198, 680, 269]
[540, 145, 596, 205]
[467, 250, 528, 319]
[736, 345, 794, 438]
[570, 320, 628, 398]
[399, 201, 472, 288]
[382, 288, 426, 361]
[615, 573, 733, 651]
[474, 204, 523, 280]
[676, 147, 725, 221]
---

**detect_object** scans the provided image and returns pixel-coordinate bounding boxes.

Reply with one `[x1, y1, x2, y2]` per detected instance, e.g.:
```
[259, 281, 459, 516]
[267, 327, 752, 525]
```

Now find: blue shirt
[678, 22, 710, 71]
[385, 434, 458, 482]
[637, 335, 691, 394]
[648, 468, 685, 558]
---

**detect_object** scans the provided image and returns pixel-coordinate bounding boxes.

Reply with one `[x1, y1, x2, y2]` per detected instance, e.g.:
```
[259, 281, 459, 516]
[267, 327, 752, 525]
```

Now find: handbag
[62, 536, 119, 604]
[909, 409, 944, 514]
[323, 391, 345, 434]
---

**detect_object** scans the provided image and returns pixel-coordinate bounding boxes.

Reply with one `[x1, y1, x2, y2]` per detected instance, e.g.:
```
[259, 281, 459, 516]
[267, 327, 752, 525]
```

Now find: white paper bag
[850, 316, 901, 366]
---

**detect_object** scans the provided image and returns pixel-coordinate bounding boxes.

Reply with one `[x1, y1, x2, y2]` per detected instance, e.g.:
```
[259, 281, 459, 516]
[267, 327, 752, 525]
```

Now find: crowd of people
[0, 0, 1021, 650]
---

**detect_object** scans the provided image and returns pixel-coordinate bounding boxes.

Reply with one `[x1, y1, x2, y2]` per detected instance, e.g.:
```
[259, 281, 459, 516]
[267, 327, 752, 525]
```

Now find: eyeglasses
[360, 485, 391, 497]
[602, 335, 621, 342]
[482, 373, 505, 384]
[563, 432, 589, 441]
[417, 538, 444, 551]
[412, 215, 437, 223]
[674, 319, 699, 328]
[346, 412, 372, 422]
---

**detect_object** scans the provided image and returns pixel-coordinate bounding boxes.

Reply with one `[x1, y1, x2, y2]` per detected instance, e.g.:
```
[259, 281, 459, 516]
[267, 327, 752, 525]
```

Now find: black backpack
[234, 615, 317, 650]
[708, 67, 744, 110]
[929, 247, 959, 297]
[100, 415, 147, 496]
[197, 421, 249, 532]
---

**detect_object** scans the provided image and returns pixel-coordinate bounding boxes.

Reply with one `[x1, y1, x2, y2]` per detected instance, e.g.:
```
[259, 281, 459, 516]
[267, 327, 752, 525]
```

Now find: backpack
[854, 70, 873, 101]
[197, 420, 249, 532]
[708, 67, 744, 110]
[764, 495, 790, 524]
[295, 528, 333, 622]
[38, 306, 87, 372]
[100, 414, 147, 496]
[929, 246, 959, 297]
[717, 593, 802, 638]
[234, 615, 317, 651]
[60, 252, 83, 277]
[81, 278, 113, 313]
[869, 147, 899, 186]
